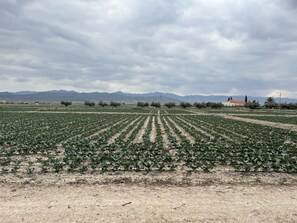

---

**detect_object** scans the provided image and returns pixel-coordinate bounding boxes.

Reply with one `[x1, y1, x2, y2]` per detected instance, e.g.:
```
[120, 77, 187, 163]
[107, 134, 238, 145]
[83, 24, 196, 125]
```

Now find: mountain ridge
[0, 90, 296, 104]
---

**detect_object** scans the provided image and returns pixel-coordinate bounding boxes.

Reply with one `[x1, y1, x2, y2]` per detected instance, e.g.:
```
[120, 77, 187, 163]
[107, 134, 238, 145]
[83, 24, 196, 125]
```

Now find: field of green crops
[237, 116, 297, 125]
[0, 108, 297, 174]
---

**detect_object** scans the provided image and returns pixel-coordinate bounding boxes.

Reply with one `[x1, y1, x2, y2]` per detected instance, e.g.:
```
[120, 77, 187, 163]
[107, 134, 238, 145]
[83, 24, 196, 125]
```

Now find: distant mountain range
[0, 90, 296, 104]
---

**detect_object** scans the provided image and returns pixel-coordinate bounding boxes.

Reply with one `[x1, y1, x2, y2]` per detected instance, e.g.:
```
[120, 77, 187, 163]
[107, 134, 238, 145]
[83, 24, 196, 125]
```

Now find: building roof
[228, 100, 246, 104]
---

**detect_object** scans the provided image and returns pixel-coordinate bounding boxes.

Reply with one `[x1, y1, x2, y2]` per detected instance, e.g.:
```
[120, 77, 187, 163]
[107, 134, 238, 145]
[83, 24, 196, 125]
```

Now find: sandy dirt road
[1, 184, 297, 223]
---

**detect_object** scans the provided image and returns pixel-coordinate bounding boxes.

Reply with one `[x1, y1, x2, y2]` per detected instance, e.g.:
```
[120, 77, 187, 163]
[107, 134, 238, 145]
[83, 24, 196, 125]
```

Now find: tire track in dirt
[167, 116, 195, 144]
[223, 115, 297, 132]
[108, 117, 141, 144]
[133, 116, 151, 144]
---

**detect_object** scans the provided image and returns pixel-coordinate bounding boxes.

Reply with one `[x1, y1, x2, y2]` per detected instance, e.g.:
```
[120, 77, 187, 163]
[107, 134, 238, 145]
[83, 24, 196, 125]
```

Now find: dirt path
[149, 116, 157, 143]
[167, 116, 195, 144]
[1, 184, 297, 223]
[224, 115, 297, 132]
[133, 116, 150, 143]
[230, 113, 297, 117]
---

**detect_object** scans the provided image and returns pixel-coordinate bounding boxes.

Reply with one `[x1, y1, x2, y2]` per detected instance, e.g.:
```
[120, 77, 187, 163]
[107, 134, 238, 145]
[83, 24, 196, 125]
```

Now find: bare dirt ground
[133, 116, 150, 143]
[149, 116, 157, 142]
[1, 171, 297, 223]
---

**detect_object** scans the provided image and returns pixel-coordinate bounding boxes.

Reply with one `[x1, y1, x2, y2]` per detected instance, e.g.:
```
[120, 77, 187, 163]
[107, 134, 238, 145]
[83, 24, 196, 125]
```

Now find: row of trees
[60, 97, 297, 110]
[137, 101, 223, 109]
[264, 97, 297, 109]
[61, 101, 122, 107]
[85, 101, 121, 107]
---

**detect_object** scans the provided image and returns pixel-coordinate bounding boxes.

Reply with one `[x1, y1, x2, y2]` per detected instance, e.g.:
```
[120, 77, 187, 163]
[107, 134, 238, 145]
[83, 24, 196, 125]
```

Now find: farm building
[223, 99, 246, 107]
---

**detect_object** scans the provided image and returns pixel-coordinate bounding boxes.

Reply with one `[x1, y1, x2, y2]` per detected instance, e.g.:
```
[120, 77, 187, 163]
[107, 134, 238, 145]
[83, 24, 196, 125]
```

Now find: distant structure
[222, 97, 246, 107]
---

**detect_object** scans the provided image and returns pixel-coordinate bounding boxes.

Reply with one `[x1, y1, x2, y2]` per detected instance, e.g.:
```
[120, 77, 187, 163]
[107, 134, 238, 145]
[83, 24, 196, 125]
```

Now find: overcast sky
[1, 0, 297, 97]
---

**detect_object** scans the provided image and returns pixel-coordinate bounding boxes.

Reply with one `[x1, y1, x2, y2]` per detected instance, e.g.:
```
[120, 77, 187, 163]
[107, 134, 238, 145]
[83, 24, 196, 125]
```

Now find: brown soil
[1, 172, 297, 223]
[149, 116, 157, 142]
[133, 116, 150, 143]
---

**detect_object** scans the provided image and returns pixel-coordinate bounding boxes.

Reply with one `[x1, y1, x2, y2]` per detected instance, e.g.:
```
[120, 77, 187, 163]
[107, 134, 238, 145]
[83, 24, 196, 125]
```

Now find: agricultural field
[0, 104, 153, 113]
[237, 116, 297, 125]
[204, 108, 297, 115]
[1, 108, 297, 175]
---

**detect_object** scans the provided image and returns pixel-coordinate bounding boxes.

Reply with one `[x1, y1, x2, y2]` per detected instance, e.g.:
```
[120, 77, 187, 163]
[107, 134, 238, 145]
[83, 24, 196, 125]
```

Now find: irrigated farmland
[1, 109, 297, 174]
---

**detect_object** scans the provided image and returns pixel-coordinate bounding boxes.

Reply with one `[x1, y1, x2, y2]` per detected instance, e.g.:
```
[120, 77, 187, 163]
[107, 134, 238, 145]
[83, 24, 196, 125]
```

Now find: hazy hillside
[0, 90, 296, 104]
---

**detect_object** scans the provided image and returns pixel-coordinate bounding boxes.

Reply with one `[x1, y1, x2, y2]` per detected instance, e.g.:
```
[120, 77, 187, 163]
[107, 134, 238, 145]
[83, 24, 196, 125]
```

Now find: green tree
[61, 101, 72, 106]
[98, 101, 108, 107]
[164, 102, 176, 108]
[264, 97, 277, 109]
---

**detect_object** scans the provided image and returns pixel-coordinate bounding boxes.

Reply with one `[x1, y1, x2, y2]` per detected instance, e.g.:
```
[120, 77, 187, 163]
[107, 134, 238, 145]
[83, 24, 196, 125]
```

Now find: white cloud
[0, 0, 297, 97]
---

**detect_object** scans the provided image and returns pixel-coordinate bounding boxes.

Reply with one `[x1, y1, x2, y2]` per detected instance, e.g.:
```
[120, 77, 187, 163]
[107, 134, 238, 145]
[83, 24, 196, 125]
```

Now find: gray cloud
[0, 0, 297, 97]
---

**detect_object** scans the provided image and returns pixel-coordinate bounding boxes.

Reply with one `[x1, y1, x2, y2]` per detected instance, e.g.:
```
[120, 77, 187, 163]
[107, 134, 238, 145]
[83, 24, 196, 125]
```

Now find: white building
[223, 99, 246, 107]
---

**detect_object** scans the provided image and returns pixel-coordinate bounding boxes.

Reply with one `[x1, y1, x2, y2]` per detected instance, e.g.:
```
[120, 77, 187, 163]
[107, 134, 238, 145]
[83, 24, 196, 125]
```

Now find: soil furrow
[133, 116, 150, 144]
[149, 116, 157, 143]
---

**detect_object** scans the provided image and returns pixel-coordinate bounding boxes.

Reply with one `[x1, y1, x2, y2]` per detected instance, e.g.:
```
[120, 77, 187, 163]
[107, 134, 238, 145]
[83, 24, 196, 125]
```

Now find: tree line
[60, 97, 297, 110]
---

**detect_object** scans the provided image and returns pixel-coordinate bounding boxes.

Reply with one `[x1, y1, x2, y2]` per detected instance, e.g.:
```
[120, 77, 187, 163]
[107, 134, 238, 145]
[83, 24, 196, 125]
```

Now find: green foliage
[84, 101, 95, 107]
[180, 102, 192, 108]
[136, 102, 149, 107]
[265, 97, 278, 109]
[60, 101, 72, 106]
[150, 102, 161, 108]
[205, 102, 223, 109]
[110, 101, 121, 107]
[280, 103, 297, 110]
[193, 102, 207, 109]
[164, 102, 176, 108]
[98, 101, 108, 107]
[245, 101, 260, 109]
[0, 110, 296, 174]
